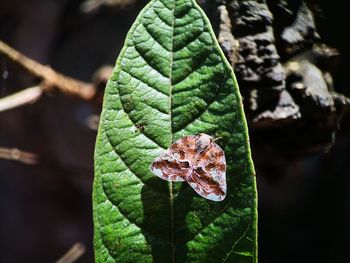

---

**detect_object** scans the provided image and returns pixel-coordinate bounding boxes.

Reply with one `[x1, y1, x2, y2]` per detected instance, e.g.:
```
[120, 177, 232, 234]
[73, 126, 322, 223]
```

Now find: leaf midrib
[168, 0, 176, 261]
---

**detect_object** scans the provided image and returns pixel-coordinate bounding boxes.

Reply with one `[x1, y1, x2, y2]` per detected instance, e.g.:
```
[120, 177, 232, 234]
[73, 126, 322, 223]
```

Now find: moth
[150, 133, 226, 201]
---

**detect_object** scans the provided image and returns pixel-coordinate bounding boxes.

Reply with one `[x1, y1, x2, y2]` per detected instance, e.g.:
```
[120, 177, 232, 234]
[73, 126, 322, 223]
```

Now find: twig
[56, 243, 86, 263]
[86, 114, 100, 131]
[80, 0, 136, 13]
[0, 147, 39, 165]
[0, 40, 96, 100]
[0, 86, 43, 113]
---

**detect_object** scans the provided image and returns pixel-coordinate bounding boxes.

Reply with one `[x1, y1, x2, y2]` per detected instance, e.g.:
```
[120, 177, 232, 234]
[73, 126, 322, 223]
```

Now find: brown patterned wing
[150, 153, 190, 182]
[149, 135, 198, 182]
[187, 140, 226, 201]
[169, 134, 199, 162]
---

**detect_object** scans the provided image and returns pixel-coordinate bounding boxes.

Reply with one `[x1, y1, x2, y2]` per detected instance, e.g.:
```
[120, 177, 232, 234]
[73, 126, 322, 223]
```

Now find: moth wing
[169, 134, 198, 161]
[188, 142, 227, 201]
[150, 135, 199, 182]
[150, 152, 189, 182]
[187, 169, 226, 201]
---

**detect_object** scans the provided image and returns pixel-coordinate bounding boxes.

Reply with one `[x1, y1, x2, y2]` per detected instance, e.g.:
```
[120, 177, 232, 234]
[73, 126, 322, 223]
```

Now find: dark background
[0, 0, 349, 262]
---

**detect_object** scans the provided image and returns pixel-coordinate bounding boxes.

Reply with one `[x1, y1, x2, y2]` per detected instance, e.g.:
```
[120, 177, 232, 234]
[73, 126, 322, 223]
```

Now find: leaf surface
[93, 0, 257, 262]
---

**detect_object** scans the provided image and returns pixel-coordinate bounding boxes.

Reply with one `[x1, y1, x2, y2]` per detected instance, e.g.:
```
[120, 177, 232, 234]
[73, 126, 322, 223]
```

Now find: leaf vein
[141, 23, 171, 52]
[104, 129, 167, 197]
[173, 70, 227, 133]
[120, 68, 169, 97]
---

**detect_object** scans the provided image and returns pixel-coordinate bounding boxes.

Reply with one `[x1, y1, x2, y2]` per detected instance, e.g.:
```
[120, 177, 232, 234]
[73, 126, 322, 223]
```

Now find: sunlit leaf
[93, 0, 257, 262]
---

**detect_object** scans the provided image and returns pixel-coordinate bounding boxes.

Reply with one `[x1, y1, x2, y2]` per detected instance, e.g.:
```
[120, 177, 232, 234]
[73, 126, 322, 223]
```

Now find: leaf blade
[94, 0, 258, 262]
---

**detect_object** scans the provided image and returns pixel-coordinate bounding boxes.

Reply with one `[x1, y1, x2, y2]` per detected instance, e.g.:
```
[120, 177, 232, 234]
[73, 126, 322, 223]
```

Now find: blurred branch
[86, 114, 100, 131]
[80, 0, 136, 13]
[0, 40, 96, 100]
[56, 243, 86, 263]
[0, 86, 43, 113]
[0, 147, 39, 165]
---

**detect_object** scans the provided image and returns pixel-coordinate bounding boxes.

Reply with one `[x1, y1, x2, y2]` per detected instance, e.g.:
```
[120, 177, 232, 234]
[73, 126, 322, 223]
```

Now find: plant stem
[0, 40, 96, 100]
[0, 86, 43, 113]
[56, 243, 86, 263]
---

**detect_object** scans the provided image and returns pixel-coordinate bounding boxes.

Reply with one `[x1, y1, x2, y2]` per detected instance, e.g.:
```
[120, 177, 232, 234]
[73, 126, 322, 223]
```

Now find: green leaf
[93, 0, 257, 262]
